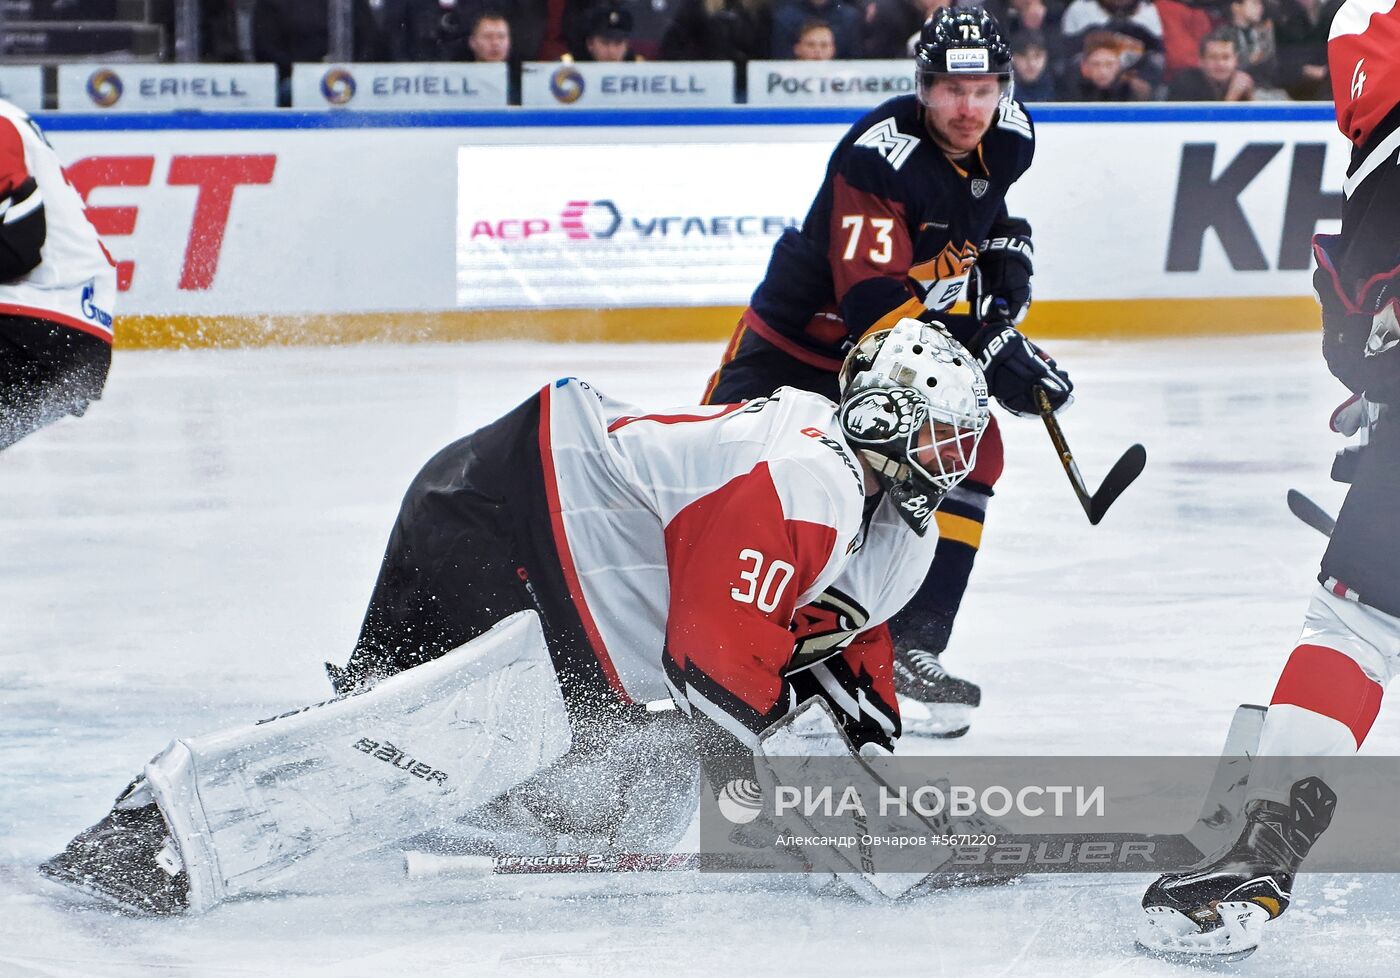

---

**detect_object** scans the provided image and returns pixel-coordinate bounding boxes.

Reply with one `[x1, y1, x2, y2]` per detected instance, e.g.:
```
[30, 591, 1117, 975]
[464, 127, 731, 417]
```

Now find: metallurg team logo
[86, 68, 124, 108]
[716, 778, 763, 824]
[321, 67, 357, 105]
[909, 240, 979, 289]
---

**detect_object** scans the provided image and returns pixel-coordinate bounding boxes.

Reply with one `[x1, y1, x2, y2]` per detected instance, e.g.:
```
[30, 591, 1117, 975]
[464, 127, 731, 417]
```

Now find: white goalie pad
[144, 611, 571, 913]
[756, 697, 953, 901]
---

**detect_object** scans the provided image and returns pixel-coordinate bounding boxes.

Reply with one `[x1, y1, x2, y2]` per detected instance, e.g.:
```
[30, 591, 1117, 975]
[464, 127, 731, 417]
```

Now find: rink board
[35, 104, 1346, 348]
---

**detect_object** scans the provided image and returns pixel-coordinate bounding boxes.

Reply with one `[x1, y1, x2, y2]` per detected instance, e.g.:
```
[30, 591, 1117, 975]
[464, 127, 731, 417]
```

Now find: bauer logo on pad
[946, 49, 991, 72]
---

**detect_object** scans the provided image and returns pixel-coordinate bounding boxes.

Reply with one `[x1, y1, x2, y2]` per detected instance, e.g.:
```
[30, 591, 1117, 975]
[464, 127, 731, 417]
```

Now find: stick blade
[1286, 488, 1336, 537]
[1087, 443, 1147, 525]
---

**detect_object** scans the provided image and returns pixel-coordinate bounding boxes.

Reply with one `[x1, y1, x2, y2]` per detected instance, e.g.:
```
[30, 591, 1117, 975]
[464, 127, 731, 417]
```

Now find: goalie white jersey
[542, 378, 934, 744]
[0, 98, 116, 341]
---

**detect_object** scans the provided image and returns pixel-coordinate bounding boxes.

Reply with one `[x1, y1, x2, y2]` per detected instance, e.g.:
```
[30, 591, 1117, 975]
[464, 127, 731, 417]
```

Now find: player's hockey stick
[405, 706, 1265, 883]
[1036, 388, 1147, 525]
[1286, 489, 1335, 538]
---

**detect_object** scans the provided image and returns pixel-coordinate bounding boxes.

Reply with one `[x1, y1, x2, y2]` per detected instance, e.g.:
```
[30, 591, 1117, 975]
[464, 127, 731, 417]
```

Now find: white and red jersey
[540, 379, 934, 746]
[0, 98, 116, 342]
[1329, 0, 1400, 151]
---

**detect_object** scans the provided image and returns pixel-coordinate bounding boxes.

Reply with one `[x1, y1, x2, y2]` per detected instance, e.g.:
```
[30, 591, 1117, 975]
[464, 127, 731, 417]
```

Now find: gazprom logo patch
[80, 282, 113, 329]
[946, 49, 991, 73]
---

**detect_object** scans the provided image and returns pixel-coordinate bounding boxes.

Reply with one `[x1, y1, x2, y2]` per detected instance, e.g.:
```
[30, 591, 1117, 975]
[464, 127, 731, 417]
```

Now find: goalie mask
[838, 320, 990, 535]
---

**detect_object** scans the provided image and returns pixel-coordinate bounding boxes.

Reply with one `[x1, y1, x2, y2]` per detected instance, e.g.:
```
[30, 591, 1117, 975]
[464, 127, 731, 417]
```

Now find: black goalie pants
[0, 316, 111, 451]
[338, 392, 631, 725]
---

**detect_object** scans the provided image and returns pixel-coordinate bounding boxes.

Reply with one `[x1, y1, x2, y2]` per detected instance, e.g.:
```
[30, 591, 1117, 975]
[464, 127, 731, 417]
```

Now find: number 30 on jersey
[731, 549, 795, 613]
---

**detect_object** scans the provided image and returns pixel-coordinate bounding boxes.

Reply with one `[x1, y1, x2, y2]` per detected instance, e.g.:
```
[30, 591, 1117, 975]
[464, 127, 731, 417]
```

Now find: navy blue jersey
[745, 94, 1035, 370]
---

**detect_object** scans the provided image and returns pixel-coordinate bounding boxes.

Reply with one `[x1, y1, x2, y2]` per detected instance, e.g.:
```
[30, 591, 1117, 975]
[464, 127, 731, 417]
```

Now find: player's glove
[969, 219, 1033, 325]
[1314, 233, 1400, 404]
[965, 322, 1073, 416]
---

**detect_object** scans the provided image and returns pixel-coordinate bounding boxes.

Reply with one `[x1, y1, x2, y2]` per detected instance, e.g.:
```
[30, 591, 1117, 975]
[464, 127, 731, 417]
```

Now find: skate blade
[896, 697, 972, 738]
[1135, 903, 1265, 964]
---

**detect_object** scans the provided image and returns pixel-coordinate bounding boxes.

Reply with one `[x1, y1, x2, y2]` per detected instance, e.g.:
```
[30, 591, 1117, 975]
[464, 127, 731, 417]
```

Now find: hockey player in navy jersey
[703, 6, 1072, 736]
[1138, 0, 1400, 961]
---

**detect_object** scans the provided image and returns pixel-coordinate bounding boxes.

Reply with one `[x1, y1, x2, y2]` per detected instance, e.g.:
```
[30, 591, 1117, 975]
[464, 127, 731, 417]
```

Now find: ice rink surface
[3, 333, 1398, 977]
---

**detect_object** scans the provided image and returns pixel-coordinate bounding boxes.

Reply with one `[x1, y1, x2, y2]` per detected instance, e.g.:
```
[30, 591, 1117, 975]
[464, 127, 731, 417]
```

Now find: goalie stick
[1036, 388, 1147, 525]
[1286, 488, 1336, 538]
[404, 705, 1266, 884]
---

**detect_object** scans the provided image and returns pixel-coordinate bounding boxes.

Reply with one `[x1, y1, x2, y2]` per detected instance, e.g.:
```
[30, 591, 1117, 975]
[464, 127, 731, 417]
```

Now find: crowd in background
[191, 0, 1342, 102]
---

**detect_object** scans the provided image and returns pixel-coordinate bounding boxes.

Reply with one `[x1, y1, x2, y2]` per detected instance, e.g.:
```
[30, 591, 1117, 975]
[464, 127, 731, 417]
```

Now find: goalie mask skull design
[838, 319, 990, 535]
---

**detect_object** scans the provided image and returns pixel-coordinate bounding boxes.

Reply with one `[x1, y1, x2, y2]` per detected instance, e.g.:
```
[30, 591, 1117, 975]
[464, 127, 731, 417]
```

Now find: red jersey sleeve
[0, 117, 29, 196]
[662, 461, 841, 746]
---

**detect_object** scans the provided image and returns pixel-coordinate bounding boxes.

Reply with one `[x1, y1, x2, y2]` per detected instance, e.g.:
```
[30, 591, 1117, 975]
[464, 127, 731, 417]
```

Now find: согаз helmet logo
[86, 69, 123, 108]
[321, 67, 356, 105]
[716, 778, 763, 824]
[550, 66, 585, 104]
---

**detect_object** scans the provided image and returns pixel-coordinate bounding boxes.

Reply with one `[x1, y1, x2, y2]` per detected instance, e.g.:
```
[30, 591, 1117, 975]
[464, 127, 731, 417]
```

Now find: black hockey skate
[893, 648, 980, 738]
[1136, 776, 1337, 962]
[39, 779, 190, 915]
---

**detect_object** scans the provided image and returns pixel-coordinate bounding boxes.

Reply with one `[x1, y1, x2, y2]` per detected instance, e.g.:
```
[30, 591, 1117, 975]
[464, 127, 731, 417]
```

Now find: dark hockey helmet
[914, 7, 1014, 104]
[838, 319, 990, 535]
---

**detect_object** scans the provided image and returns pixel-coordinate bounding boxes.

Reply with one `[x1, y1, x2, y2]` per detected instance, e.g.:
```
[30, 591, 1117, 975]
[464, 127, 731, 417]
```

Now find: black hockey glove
[1314, 233, 1400, 404]
[965, 322, 1073, 416]
[969, 219, 1033, 325]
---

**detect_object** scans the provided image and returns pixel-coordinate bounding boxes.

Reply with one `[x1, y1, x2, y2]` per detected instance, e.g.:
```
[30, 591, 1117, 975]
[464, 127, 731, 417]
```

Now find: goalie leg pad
[145, 611, 571, 912]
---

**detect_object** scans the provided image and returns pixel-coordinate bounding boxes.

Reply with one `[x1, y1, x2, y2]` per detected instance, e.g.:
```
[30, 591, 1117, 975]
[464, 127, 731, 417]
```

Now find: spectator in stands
[863, 0, 947, 59]
[1061, 0, 1164, 96]
[1223, 0, 1278, 89]
[1274, 0, 1338, 100]
[1010, 28, 1057, 101]
[426, 2, 548, 61]
[467, 9, 514, 59]
[1058, 27, 1148, 100]
[1168, 27, 1256, 99]
[660, 0, 772, 63]
[561, 0, 659, 59]
[770, 0, 862, 58]
[992, 0, 1067, 77]
[1061, 0, 1161, 40]
[1155, 0, 1212, 80]
[792, 19, 838, 57]
[584, 3, 643, 59]
[252, 0, 383, 102]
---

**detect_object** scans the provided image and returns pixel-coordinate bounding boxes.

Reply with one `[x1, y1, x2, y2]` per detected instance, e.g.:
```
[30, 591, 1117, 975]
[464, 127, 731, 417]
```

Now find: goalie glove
[965, 322, 1073, 416]
[969, 219, 1033, 326]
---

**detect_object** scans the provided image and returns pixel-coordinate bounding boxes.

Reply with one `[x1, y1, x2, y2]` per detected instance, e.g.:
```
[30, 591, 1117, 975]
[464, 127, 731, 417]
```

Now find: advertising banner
[30, 105, 1348, 345]
[746, 60, 914, 106]
[456, 141, 824, 309]
[519, 61, 733, 108]
[56, 64, 278, 112]
[291, 63, 509, 110]
[0, 66, 44, 113]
